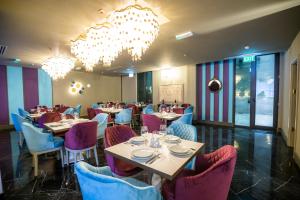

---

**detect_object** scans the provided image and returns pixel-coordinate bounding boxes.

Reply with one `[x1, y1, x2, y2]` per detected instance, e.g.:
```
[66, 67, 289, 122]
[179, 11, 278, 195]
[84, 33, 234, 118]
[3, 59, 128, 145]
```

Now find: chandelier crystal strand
[109, 4, 159, 61]
[42, 56, 75, 80]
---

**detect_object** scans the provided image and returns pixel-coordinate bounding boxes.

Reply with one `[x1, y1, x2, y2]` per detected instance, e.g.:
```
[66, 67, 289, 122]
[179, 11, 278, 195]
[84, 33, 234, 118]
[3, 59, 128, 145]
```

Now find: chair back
[181, 103, 191, 109]
[21, 122, 55, 152]
[172, 107, 184, 114]
[173, 113, 193, 125]
[104, 125, 138, 176]
[64, 121, 97, 150]
[63, 107, 75, 115]
[127, 104, 138, 116]
[93, 113, 108, 139]
[11, 113, 26, 132]
[18, 108, 29, 118]
[87, 108, 102, 120]
[184, 106, 193, 114]
[75, 162, 162, 200]
[115, 108, 132, 123]
[38, 112, 61, 128]
[169, 145, 237, 200]
[91, 103, 99, 109]
[142, 104, 154, 114]
[75, 104, 82, 115]
[141, 114, 164, 133]
[168, 123, 197, 169]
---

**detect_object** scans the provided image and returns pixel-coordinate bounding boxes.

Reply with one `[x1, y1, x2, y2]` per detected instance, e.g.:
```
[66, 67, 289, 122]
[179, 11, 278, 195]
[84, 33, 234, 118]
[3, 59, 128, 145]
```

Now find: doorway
[290, 60, 298, 147]
[234, 53, 279, 129]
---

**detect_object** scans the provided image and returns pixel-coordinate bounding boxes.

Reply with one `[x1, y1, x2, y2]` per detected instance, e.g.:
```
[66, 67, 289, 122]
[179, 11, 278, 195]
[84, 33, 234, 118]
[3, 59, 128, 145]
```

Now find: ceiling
[1, 0, 300, 75]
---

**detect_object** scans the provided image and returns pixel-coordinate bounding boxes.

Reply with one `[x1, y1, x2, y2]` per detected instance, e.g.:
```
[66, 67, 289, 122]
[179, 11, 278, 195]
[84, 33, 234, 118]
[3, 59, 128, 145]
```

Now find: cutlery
[148, 155, 160, 164]
[146, 154, 161, 164]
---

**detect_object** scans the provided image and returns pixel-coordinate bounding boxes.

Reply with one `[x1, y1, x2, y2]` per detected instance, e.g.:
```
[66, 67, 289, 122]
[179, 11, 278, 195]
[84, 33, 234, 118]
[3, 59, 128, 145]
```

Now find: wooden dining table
[105, 134, 204, 181]
[44, 118, 90, 133]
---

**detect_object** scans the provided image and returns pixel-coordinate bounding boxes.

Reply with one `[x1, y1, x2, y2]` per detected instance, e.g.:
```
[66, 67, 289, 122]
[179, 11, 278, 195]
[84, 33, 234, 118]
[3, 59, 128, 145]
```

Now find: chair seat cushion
[122, 177, 150, 187]
[53, 136, 64, 148]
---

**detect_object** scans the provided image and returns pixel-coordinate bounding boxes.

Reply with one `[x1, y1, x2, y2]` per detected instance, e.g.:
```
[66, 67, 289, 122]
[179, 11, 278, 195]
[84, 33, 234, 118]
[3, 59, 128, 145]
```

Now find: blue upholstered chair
[74, 104, 82, 116]
[168, 123, 197, 170]
[21, 122, 64, 176]
[63, 107, 75, 115]
[18, 108, 29, 118]
[115, 108, 132, 127]
[75, 162, 162, 200]
[142, 104, 154, 114]
[11, 113, 28, 146]
[172, 113, 193, 125]
[184, 106, 193, 114]
[91, 103, 99, 109]
[93, 113, 108, 139]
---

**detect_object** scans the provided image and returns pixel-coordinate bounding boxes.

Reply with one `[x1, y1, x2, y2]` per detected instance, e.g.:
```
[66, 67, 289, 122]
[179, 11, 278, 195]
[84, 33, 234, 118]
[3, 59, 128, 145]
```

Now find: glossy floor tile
[0, 125, 299, 200]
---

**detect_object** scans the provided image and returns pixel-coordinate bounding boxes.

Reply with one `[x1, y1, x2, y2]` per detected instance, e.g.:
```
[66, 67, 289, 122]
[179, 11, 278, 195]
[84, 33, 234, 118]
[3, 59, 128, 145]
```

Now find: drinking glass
[140, 126, 148, 137]
[159, 124, 167, 137]
[74, 112, 79, 120]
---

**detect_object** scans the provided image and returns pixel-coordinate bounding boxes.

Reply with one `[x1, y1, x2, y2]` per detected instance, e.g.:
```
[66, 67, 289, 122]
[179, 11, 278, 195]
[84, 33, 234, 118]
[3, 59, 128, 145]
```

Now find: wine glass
[159, 124, 167, 137]
[140, 126, 148, 137]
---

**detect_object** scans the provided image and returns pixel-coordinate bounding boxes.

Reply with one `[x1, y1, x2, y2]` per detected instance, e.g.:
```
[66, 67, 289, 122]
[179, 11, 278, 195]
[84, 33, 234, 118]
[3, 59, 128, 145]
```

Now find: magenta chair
[38, 112, 61, 128]
[172, 108, 184, 114]
[104, 125, 142, 176]
[162, 145, 237, 200]
[65, 121, 99, 166]
[141, 114, 165, 133]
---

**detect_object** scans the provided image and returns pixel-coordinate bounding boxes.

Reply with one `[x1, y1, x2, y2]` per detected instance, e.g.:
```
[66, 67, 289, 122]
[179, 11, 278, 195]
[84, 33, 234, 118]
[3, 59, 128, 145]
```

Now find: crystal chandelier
[109, 4, 159, 61]
[41, 55, 75, 80]
[70, 3, 159, 70]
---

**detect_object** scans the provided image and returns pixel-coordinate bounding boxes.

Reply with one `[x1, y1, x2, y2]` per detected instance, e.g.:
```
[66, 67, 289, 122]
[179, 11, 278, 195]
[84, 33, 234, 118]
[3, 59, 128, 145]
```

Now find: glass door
[235, 59, 252, 126]
[254, 54, 276, 128]
[234, 53, 278, 129]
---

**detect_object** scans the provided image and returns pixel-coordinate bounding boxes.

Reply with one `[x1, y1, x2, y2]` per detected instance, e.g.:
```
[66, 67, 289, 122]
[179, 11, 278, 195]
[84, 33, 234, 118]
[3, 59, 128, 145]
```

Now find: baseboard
[293, 152, 300, 168]
[193, 120, 233, 128]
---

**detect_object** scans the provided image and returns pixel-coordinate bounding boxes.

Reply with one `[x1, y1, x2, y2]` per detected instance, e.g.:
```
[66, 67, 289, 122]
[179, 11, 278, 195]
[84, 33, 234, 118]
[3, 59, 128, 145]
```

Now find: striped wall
[0, 66, 53, 125]
[196, 59, 235, 124]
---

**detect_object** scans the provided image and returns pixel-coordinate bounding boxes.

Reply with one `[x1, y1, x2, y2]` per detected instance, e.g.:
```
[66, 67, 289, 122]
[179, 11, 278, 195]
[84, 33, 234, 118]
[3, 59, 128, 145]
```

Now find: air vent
[0, 45, 8, 55]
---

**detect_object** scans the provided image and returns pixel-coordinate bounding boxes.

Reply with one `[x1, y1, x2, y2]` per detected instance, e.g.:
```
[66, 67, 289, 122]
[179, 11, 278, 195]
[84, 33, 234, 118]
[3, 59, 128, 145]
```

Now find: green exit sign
[243, 55, 255, 63]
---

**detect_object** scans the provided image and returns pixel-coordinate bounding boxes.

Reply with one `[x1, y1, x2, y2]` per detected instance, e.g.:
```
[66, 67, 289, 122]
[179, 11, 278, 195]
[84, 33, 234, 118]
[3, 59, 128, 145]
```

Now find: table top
[44, 118, 90, 133]
[105, 134, 204, 180]
[99, 108, 123, 114]
[28, 113, 45, 119]
[152, 112, 182, 121]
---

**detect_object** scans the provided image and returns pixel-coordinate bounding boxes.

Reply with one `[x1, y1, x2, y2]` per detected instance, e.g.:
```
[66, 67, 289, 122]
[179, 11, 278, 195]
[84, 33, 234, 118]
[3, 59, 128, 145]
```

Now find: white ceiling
[0, 0, 300, 75]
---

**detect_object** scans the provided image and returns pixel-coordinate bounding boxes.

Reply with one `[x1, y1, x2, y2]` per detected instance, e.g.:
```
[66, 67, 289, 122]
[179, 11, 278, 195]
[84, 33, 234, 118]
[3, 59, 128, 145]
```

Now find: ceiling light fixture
[71, 2, 159, 71]
[244, 45, 250, 50]
[42, 55, 75, 80]
[176, 31, 193, 40]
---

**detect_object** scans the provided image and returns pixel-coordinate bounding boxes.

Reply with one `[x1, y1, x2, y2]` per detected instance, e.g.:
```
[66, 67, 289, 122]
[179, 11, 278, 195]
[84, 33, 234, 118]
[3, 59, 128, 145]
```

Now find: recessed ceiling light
[244, 45, 250, 50]
[183, 54, 187, 57]
[87, 84, 91, 88]
[176, 31, 193, 40]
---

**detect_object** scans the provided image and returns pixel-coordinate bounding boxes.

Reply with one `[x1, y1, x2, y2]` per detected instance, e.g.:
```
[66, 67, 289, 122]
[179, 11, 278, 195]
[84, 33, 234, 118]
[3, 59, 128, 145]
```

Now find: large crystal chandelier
[109, 4, 159, 61]
[70, 3, 159, 71]
[41, 55, 75, 80]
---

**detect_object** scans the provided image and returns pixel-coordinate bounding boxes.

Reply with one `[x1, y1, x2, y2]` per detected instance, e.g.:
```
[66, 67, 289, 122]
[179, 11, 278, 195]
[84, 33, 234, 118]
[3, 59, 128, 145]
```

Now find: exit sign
[243, 55, 255, 63]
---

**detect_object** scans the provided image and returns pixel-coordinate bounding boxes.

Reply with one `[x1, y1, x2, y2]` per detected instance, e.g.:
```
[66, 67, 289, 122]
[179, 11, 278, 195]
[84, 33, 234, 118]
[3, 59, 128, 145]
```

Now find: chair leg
[60, 149, 64, 168]
[19, 132, 24, 147]
[33, 154, 38, 176]
[66, 151, 69, 166]
[94, 147, 99, 166]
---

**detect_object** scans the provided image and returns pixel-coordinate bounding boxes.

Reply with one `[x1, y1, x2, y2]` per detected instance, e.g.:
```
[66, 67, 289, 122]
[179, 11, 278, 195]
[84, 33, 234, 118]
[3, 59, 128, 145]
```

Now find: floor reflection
[0, 125, 300, 200]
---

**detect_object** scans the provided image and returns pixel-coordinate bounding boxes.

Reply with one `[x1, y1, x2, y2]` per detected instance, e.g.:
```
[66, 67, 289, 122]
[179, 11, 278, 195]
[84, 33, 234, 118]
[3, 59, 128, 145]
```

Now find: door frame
[234, 53, 280, 130]
[290, 59, 299, 148]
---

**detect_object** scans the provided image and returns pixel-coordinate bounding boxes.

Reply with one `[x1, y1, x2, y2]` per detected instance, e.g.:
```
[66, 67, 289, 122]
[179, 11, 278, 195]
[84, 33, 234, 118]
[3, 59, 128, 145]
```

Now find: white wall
[152, 64, 196, 112]
[279, 31, 300, 166]
[52, 71, 121, 116]
[121, 75, 137, 103]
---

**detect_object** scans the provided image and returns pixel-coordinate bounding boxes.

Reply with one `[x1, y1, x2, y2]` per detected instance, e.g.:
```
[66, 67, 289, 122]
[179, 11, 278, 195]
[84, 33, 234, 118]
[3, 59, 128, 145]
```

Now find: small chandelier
[41, 55, 75, 80]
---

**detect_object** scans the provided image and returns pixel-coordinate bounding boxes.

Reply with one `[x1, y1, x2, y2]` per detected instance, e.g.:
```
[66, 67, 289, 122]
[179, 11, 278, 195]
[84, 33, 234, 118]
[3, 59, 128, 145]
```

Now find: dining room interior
[1, 0, 300, 200]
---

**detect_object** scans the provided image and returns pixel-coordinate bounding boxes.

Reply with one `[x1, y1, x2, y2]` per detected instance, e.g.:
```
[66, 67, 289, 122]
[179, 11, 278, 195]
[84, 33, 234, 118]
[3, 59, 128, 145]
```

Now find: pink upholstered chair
[181, 103, 191, 109]
[64, 121, 99, 166]
[38, 112, 61, 128]
[104, 125, 142, 176]
[141, 114, 165, 133]
[172, 108, 184, 114]
[162, 145, 237, 200]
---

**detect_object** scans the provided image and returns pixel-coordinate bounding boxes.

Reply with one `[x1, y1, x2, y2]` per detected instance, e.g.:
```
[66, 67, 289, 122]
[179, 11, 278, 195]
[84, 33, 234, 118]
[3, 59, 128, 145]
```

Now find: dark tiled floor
[0, 125, 300, 200]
